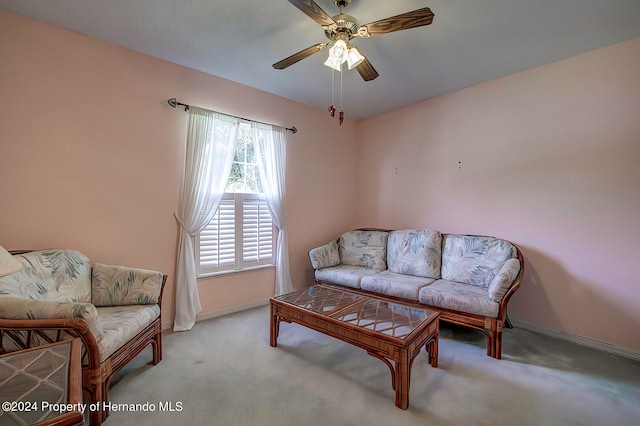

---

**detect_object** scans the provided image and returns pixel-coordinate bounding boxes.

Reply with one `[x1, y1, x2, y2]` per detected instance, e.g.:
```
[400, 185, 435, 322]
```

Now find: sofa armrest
[309, 240, 340, 270]
[91, 264, 164, 307]
[488, 258, 521, 302]
[0, 297, 104, 342]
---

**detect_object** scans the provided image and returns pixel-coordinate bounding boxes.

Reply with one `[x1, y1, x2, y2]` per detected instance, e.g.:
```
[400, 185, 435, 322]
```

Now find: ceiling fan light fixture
[323, 56, 343, 71]
[330, 39, 347, 60]
[324, 39, 348, 71]
[346, 47, 364, 69]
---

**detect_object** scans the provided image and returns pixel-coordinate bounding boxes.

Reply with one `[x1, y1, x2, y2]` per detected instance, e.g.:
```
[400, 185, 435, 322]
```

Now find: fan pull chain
[339, 63, 344, 125]
[328, 68, 336, 117]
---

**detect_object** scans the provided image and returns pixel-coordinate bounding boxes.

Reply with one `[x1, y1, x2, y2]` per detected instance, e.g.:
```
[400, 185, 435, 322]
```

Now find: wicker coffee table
[270, 284, 439, 409]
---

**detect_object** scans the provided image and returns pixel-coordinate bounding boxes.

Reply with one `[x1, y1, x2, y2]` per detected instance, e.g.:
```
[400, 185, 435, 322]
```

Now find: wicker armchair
[0, 249, 167, 426]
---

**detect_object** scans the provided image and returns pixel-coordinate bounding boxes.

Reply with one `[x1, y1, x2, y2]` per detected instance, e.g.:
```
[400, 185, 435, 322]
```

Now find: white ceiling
[2, 0, 640, 119]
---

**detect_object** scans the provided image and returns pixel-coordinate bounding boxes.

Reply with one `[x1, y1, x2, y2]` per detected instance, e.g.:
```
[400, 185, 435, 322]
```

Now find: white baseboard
[512, 320, 640, 362]
[161, 299, 270, 331]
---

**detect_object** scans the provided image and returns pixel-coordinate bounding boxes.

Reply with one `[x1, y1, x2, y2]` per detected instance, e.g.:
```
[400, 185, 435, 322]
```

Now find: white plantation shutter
[242, 195, 274, 266]
[198, 196, 235, 273]
[197, 193, 275, 275]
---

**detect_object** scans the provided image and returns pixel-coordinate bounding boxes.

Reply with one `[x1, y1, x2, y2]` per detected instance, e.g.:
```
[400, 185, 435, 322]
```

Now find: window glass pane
[245, 133, 255, 163]
[246, 165, 262, 193]
[234, 135, 245, 162]
[226, 163, 244, 192]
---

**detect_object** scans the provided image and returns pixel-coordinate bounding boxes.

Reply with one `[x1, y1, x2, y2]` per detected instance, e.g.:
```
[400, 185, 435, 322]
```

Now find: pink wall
[0, 11, 359, 329]
[357, 38, 640, 351]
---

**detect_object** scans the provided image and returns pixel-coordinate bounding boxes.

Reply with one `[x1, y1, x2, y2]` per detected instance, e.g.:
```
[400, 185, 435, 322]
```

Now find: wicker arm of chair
[0, 316, 100, 369]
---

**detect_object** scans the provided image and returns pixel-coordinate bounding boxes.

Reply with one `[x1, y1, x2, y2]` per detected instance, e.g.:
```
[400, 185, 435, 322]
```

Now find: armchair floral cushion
[0, 297, 104, 341]
[91, 263, 163, 307]
[0, 250, 91, 302]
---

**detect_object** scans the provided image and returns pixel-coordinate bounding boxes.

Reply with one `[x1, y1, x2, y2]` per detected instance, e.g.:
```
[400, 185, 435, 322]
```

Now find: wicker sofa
[309, 229, 524, 359]
[0, 249, 167, 425]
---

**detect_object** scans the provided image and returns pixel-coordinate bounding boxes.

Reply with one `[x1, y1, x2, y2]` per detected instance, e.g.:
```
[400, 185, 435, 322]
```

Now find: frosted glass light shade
[323, 56, 342, 71]
[346, 47, 364, 69]
[324, 40, 349, 71]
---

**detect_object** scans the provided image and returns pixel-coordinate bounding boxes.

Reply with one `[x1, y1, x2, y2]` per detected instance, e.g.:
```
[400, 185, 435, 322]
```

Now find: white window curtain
[252, 122, 293, 295]
[174, 107, 239, 331]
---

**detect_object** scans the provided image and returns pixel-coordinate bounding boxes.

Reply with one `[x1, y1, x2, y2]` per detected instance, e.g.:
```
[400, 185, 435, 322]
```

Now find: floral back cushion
[339, 230, 389, 271]
[441, 235, 517, 288]
[0, 250, 92, 303]
[309, 240, 340, 270]
[387, 230, 443, 278]
[91, 264, 163, 307]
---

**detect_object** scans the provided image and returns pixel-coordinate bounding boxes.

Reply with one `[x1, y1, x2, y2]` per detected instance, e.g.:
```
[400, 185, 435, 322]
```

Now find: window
[196, 124, 276, 276]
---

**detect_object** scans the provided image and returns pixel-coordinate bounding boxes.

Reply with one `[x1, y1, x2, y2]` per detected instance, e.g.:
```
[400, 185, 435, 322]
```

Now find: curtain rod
[167, 98, 297, 134]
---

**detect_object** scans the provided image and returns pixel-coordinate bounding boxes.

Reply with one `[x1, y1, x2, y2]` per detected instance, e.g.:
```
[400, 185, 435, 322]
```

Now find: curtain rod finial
[168, 98, 189, 111]
[287, 126, 297, 134]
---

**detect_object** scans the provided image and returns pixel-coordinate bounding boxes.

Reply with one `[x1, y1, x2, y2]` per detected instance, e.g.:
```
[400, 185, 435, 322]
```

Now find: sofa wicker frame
[0, 251, 167, 426]
[313, 229, 525, 359]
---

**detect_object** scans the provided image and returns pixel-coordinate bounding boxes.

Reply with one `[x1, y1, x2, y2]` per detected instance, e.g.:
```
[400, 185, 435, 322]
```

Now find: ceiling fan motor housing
[334, 0, 352, 7]
[324, 14, 359, 41]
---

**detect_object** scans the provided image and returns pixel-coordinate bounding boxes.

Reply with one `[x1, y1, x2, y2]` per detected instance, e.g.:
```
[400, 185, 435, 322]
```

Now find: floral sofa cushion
[0, 250, 91, 303]
[360, 270, 436, 301]
[441, 235, 517, 288]
[488, 258, 521, 302]
[387, 230, 443, 278]
[92, 264, 163, 307]
[314, 265, 380, 289]
[308, 240, 340, 270]
[339, 230, 389, 271]
[418, 280, 500, 318]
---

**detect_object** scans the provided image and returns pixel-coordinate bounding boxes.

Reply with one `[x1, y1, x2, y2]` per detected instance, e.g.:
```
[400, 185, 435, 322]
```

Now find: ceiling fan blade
[354, 49, 379, 81]
[287, 0, 336, 27]
[272, 43, 328, 69]
[359, 7, 434, 37]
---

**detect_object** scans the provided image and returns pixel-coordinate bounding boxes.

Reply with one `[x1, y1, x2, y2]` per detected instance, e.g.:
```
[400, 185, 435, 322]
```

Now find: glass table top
[274, 285, 437, 340]
[0, 341, 72, 425]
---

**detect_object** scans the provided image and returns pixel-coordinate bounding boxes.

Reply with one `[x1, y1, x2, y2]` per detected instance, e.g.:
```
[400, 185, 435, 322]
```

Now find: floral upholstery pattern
[361, 270, 435, 301]
[308, 240, 340, 270]
[97, 305, 160, 361]
[488, 258, 521, 302]
[0, 250, 92, 303]
[339, 230, 389, 271]
[309, 228, 523, 353]
[418, 280, 500, 318]
[0, 296, 104, 341]
[441, 235, 517, 288]
[0, 249, 163, 350]
[315, 265, 380, 289]
[92, 264, 163, 307]
[387, 230, 442, 278]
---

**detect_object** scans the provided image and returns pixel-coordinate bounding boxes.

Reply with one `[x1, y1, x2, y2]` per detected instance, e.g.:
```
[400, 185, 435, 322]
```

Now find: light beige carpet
[105, 305, 640, 425]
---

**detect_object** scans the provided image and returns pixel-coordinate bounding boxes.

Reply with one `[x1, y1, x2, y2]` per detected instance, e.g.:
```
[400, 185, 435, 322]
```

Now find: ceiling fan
[273, 0, 435, 81]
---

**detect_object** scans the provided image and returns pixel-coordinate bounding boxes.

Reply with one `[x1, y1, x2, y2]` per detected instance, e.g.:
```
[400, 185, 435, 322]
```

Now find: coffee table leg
[425, 333, 438, 368]
[270, 303, 279, 347]
[395, 349, 410, 409]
